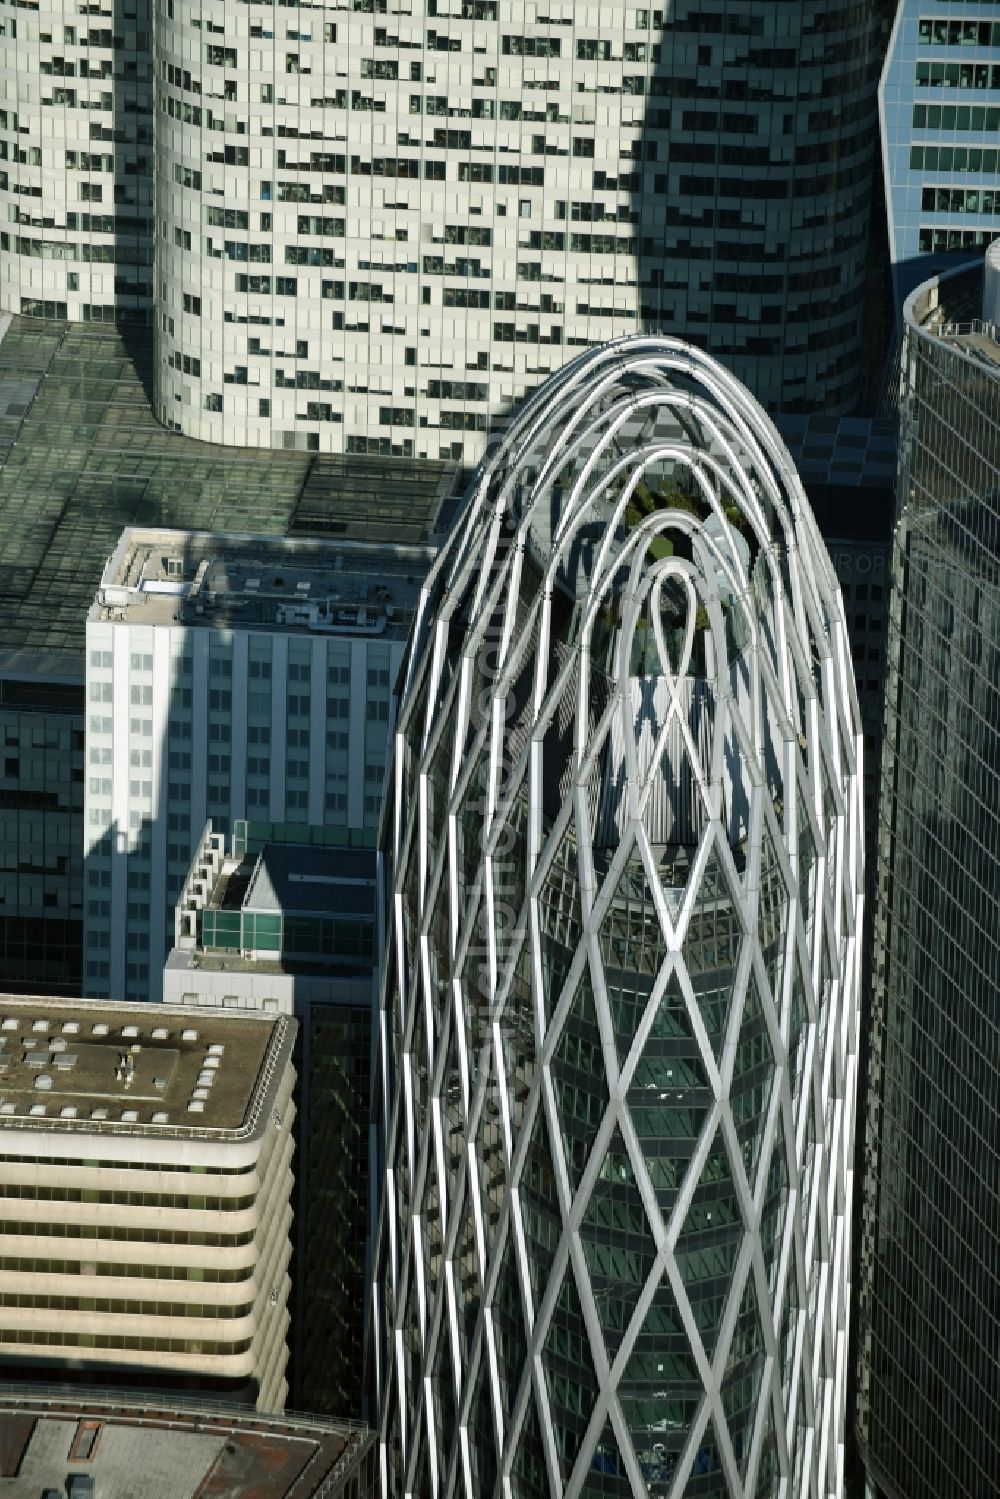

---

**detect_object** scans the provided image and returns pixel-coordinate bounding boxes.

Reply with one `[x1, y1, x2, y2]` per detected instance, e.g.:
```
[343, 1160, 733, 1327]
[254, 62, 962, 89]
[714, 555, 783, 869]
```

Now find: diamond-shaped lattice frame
[372, 336, 864, 1499]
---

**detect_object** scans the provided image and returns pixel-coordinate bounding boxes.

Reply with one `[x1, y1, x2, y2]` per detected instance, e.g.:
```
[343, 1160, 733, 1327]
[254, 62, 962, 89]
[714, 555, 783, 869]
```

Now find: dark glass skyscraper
[372, 337, 865, 1498]
[857, 257, 1000, 1499]
[637, 0, 883, 414]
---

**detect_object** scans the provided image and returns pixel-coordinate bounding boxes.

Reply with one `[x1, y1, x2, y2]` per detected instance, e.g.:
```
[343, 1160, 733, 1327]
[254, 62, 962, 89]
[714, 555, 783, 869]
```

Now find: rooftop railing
[0, 1013, 293, 1144]
[0, 1375, 368, 1434]
[936, 318, 1000, 375]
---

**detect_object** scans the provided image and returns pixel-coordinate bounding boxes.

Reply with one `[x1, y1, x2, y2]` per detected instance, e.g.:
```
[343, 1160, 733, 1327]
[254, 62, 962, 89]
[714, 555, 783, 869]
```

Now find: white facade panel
[1, 4, 879, 452]
[82, 529, 416, 1003]
[0, 995, 296, 1410]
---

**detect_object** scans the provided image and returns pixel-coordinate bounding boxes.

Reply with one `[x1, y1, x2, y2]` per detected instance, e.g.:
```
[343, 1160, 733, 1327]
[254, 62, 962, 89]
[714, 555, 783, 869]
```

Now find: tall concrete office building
[0, 994, 296, 1410]
[372, 338, 864, 1497]
[857, 258, 1000, 1499]
[1, 3, 881, 456]
[880, 0, 1000, 321]
[83, 526, 426, 1002]
[164, 819, 376, 1417]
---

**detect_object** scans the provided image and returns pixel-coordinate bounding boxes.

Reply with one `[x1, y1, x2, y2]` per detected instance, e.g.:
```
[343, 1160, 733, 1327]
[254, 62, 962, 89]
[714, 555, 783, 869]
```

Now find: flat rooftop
[0, 1392, 371, 1499]
[92, 527, 426, 638]
[170, 829, 377, 984]
[0, 317, 461, 663]
[242, 845, 376, 919]
[0, 996, 286, 1134]
[192, 844, 375, 978]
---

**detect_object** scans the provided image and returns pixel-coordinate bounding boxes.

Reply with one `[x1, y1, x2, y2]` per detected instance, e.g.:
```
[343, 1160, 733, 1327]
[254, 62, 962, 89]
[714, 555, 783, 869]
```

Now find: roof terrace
[906, 257, 1000, 374]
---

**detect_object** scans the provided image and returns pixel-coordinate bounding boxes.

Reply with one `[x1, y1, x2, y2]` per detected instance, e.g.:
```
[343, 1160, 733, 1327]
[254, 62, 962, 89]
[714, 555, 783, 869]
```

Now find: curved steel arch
[374, 337, 863, 1499]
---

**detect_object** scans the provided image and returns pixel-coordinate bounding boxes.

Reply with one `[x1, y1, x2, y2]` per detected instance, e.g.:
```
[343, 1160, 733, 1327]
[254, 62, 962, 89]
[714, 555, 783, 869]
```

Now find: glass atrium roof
[0, 318, 461, 660]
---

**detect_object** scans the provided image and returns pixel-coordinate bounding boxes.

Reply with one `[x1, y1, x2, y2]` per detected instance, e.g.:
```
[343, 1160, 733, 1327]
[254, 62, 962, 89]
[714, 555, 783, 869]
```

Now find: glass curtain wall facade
[0, 679, 85, 994]
[373, 337, 864, 1498]
[857, 265, 1000, 1499]
[1, 3, 880, 455]
[880, 0, 1000, 321]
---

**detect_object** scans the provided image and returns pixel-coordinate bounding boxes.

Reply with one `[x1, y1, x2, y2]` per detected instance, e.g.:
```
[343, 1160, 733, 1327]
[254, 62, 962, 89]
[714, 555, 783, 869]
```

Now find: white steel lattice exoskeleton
[372, 336, 864, 1499]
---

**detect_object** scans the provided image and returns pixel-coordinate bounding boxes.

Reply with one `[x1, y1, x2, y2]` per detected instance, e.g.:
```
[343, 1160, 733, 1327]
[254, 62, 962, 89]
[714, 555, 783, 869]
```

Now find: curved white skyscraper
[373, 337, 864, 1497]
[0, 4, 881, 452]
[0, 0, 154, 323]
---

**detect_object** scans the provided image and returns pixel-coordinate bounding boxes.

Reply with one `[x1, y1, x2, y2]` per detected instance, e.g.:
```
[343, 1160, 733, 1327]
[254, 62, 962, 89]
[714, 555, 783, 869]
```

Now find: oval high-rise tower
[373, 336, 864, 1499]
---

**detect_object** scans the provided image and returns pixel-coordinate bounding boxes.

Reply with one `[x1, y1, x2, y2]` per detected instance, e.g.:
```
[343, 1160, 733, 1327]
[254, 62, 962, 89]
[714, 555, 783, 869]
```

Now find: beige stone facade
[0, 995, 296, 1411]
